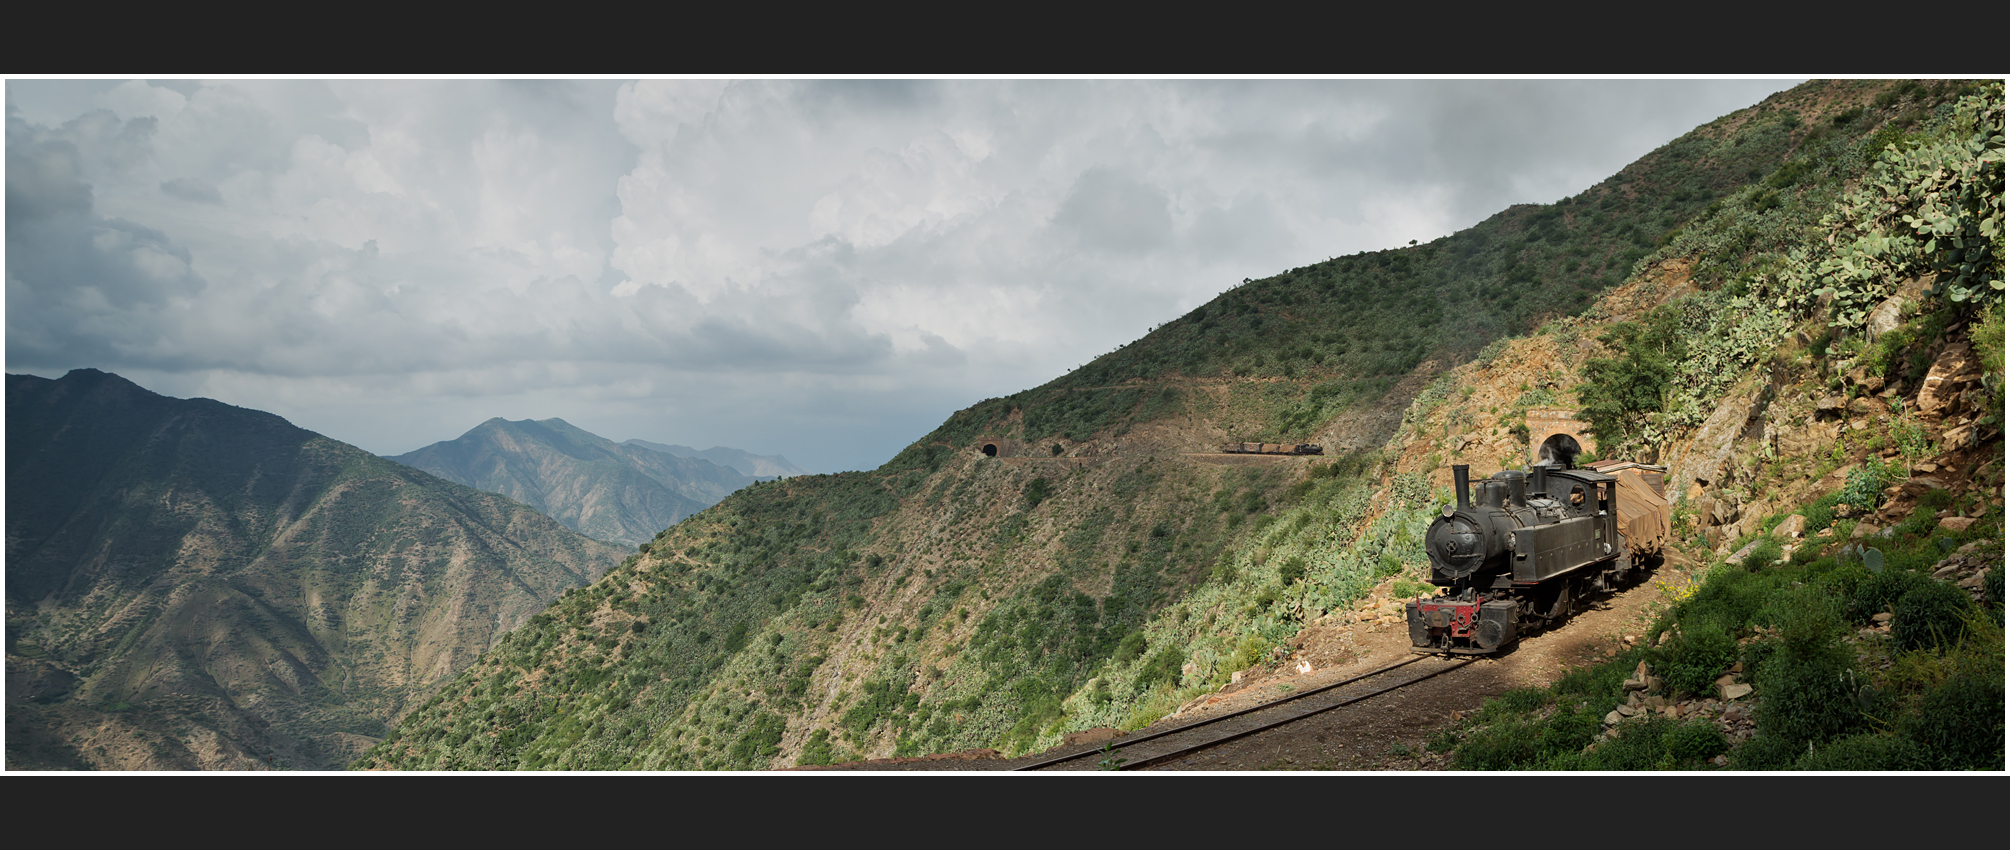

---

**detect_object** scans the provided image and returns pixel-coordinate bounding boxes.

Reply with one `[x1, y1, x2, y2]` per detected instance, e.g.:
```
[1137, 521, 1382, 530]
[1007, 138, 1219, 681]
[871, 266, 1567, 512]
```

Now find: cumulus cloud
[7, 78, 1803, 471]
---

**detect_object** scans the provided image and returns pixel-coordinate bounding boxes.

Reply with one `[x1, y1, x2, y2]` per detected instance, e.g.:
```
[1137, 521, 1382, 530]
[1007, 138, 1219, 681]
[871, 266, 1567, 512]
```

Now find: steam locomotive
[1406, 459, 1668, 655]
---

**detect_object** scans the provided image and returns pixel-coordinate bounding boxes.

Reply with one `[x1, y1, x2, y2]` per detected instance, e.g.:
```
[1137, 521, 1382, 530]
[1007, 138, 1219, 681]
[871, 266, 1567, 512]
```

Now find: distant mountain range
[389, 419, 779, 547]
[5, 370, 624, 770]
[621, 439, 808, 480]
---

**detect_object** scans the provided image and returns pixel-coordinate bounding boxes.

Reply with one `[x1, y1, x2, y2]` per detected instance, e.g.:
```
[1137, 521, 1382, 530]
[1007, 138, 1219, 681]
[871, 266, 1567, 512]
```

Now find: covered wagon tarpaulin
[1609, 466, 1670, 557]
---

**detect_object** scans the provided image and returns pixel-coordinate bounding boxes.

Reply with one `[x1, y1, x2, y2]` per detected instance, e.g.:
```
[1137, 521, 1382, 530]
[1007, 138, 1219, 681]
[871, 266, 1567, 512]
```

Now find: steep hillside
[623, 440, 808, 480]
[5, 371, 625, 770]
[354, 79, 2001, 771]
[391, 418, 757, 546]
[1387, 80, 2004, 771]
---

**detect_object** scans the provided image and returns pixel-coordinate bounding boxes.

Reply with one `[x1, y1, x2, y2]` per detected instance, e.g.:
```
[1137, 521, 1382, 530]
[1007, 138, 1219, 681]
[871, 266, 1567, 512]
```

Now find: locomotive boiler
[1406, 460, 1668, 654]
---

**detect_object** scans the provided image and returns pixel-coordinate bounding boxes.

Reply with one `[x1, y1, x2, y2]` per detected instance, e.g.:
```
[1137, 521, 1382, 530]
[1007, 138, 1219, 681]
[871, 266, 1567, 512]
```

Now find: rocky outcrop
[1667, 383, 1764, 501]
[1916, 343, 1985, 418]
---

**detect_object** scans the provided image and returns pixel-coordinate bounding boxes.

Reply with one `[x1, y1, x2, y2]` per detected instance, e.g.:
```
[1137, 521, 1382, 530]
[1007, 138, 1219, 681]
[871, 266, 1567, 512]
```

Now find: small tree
[1577, 305, 1686, 450]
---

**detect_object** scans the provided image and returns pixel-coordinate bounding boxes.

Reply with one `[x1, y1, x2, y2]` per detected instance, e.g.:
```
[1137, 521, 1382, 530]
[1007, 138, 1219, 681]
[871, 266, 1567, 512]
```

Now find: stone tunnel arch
[976, 436, 1015, 458]
[1525, 409, 1595, 467]
[1537, 433, 1583, 467]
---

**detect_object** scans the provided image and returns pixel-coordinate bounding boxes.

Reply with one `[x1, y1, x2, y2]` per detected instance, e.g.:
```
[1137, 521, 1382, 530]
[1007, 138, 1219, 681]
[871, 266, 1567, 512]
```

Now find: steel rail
[1014, 654, 1463, 771]
[1118, 656, 1474, 770]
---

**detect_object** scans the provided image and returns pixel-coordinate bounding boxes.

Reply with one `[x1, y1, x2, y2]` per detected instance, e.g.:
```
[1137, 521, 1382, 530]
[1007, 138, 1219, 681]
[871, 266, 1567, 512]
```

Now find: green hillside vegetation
[390, 418, 758, 546]
[354, 79, 2003, 771]
[6, 371, 624, 770]
[1424, 80, 2004, 770]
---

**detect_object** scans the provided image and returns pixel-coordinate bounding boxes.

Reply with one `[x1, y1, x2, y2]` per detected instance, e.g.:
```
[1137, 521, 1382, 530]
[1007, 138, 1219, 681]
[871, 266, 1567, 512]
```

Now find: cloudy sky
[6, 78, 1802, 472]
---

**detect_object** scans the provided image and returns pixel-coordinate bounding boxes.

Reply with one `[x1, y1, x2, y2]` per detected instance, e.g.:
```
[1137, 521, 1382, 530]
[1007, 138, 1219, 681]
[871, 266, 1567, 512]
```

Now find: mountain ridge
[6, 369, 625, 770]
[389, 418, 758, 546]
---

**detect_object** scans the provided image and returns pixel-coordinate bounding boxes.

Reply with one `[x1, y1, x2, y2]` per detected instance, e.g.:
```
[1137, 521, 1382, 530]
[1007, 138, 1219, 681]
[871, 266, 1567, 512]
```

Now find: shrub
[1848, 567, 1931, 623]
[1391, 578, 1436, 599]
[1890, 581, 1977, 652]
[1728, 732, 1801, 769]
[1739, 539, 1784, 571]
[1577, 306, 1687, 446]
[1748, 591, 1864, 749]
[1022, 477, 1055, 510]
[1840, 460, 1900, 513]
[1795, 733, 1923, 770]
[1553, 650, 1640, 704]
[1113, 631, 1147, 664]
[1662, 720, 1731, 764]
[1655, 617, 1739, 698]
[1278, 555, 1308, 585]
[1588, 717, 1686, 770]
[1485, 686, 1551, 719]
[1535, 705, 1605, 764]
[1131, 646, 1184, 696]
[1799, 492, 1844, 533]
[1905, 667, 2006, 770]
[1894, 505, 1942, 539]
[1452, 717, 1546, 770]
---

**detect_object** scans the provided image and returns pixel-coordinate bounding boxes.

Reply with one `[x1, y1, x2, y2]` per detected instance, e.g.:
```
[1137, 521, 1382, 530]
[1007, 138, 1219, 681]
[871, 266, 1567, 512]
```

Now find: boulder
[1943, 421, 1978, 448]
[1867, 275, 1932, 341]
[1889, 476, 1950, 501]
[1705, 492, 1742, 527]
[1848, 367, 1886, 395]
[1939, 516, 1977, 532]
[1729, 538, 1767, 565]
[1776, 514, 1807, 538]
[1917, 343, 1984, 416]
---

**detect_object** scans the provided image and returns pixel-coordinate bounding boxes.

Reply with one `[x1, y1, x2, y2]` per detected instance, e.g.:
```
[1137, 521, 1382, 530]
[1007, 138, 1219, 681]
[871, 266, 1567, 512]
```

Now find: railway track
[1014, 654, 1476, 771]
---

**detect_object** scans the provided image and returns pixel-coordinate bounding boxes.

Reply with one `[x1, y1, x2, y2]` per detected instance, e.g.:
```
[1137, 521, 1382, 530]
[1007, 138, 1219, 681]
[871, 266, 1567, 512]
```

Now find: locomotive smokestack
[1531, 463, 1548, 498]
[1453, 465, 1470, 510]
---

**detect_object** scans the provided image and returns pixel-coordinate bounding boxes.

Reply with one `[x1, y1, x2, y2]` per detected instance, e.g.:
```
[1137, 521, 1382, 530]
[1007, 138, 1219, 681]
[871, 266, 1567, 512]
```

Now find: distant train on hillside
[1219, 442, 1324, 455]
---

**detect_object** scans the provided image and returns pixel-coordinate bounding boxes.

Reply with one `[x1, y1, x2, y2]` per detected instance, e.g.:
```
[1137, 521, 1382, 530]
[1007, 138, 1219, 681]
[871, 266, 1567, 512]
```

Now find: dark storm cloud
[5, 119, 93, 219]
[7, 108, 207, 370]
